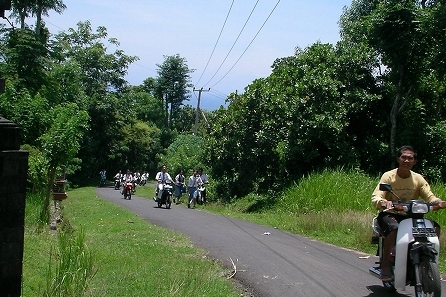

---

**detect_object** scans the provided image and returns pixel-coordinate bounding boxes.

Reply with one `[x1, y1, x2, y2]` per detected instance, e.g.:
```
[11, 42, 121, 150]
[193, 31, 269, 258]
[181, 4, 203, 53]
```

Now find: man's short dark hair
[397, 145, 417, 159]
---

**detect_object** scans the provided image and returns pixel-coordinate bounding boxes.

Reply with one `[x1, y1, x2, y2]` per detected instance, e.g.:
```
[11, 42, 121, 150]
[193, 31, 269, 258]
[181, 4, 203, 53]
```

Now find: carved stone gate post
[0, 117, 28, 297]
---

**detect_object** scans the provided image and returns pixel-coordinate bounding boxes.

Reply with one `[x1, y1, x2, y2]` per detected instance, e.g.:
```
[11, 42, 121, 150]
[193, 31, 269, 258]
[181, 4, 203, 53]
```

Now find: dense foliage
[1, 0, 446, 205]
[207, 0, 446, 199]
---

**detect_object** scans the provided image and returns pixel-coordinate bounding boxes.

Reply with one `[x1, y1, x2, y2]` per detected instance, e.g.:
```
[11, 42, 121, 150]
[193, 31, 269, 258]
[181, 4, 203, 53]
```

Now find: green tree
[10, 0, 65, 32]
[173, 104, 197, 134]
[0, 85, 50, 145]
[11, 0, 34, 29]
[39, 102, 89, 221]
[120, 120, 162, 172]
[339, 0, 437, 162]
[208, 42, 380, 199]
[2, 28, 49, 94]
[52, 21, 138, 97]
[125, 85, 164, 127]
[32, 0, 66, 35]
[50, 21, 138, 182]
[155, 54, 194, 128]
[159, 134, 207, 179]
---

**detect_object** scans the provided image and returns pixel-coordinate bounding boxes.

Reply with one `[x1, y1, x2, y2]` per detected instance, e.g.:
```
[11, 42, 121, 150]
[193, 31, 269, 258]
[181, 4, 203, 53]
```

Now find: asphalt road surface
[95, 186, 446, 297]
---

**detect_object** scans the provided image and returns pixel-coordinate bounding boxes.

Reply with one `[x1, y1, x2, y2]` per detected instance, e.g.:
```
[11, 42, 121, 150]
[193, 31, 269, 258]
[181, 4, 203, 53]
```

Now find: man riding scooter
[371, 145, 446, 283]
[154, 165, 173, 202]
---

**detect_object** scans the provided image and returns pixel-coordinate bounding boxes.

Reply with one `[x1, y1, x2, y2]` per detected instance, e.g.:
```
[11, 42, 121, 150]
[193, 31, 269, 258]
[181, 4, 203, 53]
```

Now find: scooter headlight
[411, 202, 429, 214]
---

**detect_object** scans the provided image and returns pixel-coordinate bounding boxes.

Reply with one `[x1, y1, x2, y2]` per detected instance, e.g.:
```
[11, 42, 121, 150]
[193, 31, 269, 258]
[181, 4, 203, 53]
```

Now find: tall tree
[10, 0, 65, 31]
[2, 28, 49, 94]
[339, 0, 435, 160]
[155, 54, 194, 128]
[11, 0, 33, 29]
[52, 21, 138, 97]
[33, 0, 66, 35]
[50, 21, 139, 182]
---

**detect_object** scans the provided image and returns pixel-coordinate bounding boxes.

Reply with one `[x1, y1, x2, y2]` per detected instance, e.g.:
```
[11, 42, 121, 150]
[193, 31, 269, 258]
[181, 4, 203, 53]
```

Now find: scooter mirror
[379, 183, 393, 192]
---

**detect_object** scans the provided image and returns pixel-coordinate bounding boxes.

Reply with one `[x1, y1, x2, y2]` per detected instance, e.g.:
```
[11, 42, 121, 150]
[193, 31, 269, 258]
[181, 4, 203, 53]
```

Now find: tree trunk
[35, 5, 42, 35]
[40, 166, 56, 223]
[389, 65, 410, 167]
[390, 92, 399, 167]
[20, 10, 26, 29]
[169, 103, 173, 128]
[164, 95, 169, 127]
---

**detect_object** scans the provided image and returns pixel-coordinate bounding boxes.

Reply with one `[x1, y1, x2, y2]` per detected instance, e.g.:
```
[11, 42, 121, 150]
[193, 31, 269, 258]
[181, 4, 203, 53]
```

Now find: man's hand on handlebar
[381, 200, 393, 210]
[437, 201, 446, 209]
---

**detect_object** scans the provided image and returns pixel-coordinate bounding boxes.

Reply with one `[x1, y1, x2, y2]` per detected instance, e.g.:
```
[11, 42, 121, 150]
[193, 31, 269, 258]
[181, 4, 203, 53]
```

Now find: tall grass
[43, 227, 95, 297]
[277, 168, 376, 213]
[23, 192, 96, 297]
[24, 191, 48, 232]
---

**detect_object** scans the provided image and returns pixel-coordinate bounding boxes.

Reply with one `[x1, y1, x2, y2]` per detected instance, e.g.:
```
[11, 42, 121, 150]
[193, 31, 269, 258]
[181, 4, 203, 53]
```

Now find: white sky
[40, 0, 352, 110]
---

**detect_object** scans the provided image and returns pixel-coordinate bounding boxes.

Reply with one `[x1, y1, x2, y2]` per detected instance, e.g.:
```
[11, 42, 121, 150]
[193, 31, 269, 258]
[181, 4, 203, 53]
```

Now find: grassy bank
[22, 187, 243, 297]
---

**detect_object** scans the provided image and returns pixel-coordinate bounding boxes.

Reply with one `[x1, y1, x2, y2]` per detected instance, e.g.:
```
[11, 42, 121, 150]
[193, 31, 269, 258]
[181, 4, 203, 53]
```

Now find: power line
[194, 0, 234, 87]
[209, 90, 227, 101]
[210, 0, 281, 89]
[201, 0, 260, 88]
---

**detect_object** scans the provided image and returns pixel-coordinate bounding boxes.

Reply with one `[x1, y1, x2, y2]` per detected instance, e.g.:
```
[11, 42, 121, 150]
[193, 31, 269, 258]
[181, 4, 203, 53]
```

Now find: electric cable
[194, 0, 234, 87]
[201, 0, 260, 88]
[210, 0, 280, 89]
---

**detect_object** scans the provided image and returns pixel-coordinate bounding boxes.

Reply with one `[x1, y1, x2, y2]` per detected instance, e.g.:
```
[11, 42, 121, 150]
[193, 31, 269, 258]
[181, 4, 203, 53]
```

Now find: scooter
[132, 181, 137, 194]
[154, 182, 173, 209]
[98, 176, 106, 187]
[369, 183, 442, 297]
[114, 178, 121, 190]
[139, 176, 147, 186]
[122, 182, 133, 200]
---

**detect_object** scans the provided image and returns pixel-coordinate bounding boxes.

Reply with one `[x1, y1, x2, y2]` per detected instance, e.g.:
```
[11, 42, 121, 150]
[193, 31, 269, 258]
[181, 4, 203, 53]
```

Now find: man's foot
[187, 203, 190, 208]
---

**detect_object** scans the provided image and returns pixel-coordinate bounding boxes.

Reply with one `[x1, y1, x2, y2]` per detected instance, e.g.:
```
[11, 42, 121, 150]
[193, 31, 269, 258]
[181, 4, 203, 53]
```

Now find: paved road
[95, 186, 445, 297]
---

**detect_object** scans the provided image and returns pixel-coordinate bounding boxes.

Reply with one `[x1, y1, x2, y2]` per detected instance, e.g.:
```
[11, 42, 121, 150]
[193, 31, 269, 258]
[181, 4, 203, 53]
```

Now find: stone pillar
[0, 117, 28, 297]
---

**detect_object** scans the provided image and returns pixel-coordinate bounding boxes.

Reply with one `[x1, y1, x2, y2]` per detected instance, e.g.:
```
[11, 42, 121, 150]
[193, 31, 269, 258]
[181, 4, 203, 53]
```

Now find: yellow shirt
[371, 168, 440, 210]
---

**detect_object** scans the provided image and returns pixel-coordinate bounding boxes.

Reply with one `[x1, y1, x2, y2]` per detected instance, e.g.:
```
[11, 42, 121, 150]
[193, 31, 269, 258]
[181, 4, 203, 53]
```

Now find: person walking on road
[197, 167, 209, 204]
[174, 169, 185, 204]
[187, 169, 202, 208]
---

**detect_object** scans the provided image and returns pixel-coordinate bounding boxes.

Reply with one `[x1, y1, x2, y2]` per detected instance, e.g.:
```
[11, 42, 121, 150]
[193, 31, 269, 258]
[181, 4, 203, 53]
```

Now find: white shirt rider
[155, 165, 173, 200]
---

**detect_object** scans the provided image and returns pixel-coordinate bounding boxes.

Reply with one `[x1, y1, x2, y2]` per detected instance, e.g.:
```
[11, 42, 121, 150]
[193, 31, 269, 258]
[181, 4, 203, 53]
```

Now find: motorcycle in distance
[98, 176, 106, 187]
[122, 182, 133, 200]
[154, 182, 173, 209]
[369, 183, 442, 297]
[114, 177, 121, 190]
[139, 174, 147, 186]
[131, 181, 137, 194]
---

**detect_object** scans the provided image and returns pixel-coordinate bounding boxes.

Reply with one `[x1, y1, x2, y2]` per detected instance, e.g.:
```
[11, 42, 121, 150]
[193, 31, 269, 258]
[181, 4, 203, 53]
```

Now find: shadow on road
[364, 285, 412, 297]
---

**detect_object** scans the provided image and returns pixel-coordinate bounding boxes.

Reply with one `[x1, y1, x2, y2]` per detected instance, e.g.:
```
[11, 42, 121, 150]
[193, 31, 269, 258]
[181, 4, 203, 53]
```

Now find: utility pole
[193, 87, 210, 135]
